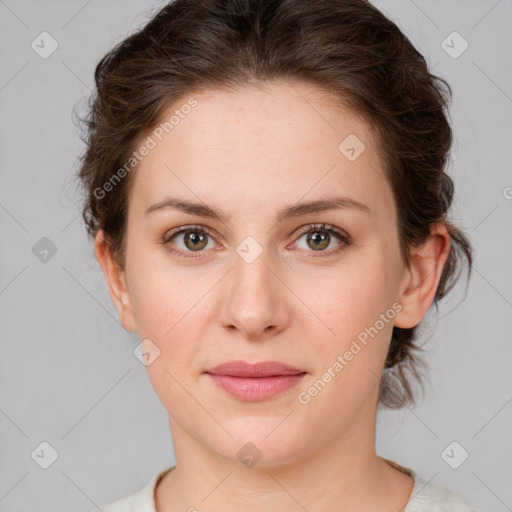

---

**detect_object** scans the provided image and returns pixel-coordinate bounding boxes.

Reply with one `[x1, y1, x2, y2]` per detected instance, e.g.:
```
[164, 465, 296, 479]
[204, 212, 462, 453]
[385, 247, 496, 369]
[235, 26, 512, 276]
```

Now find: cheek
[311, 262, 393, 337]
[128, 267, 206, 413]
[127, 259, 191, 339]
[295, 275, 395, 424]
[297, 255, 398, 385]
[127, 260, 213, 375]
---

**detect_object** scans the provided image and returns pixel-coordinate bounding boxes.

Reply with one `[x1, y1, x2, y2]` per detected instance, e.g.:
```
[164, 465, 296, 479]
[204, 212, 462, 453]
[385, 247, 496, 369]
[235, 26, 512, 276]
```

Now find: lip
[206, 360, 305, 377]
[204, 360, 307, 402]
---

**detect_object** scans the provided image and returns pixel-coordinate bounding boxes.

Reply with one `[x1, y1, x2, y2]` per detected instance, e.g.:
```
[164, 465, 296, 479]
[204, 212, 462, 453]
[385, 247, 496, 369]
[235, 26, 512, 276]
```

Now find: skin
[95, 80, 450, 511]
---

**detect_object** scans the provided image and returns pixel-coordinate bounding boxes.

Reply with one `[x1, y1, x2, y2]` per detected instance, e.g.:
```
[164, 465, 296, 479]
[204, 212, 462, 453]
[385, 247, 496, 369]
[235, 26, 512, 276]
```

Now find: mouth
[204, 360, 307, 401]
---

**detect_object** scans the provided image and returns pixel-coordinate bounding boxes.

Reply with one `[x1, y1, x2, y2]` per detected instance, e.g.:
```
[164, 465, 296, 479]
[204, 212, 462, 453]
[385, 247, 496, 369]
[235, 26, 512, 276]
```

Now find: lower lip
[206, 373, 306, 401]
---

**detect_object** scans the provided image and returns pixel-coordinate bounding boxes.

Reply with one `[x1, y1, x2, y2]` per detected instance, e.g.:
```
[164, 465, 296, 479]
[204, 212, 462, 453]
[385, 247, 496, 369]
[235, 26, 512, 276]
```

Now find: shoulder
[383, 458, 477, 512]
[90, 466, 174, 512]
[406, 473, 477, 512]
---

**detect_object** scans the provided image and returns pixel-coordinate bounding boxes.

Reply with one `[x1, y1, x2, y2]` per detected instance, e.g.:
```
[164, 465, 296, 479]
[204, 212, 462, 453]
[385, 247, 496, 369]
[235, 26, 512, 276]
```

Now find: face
[98, 81, 433, 467]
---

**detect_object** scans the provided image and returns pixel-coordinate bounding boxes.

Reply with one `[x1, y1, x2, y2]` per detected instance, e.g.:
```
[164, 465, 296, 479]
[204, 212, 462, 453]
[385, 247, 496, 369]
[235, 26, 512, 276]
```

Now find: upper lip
[205, 360, 306, 377]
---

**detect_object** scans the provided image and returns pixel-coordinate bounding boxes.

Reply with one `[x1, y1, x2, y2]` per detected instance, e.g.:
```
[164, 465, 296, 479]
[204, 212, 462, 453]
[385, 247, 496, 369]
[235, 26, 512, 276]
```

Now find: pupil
[309, 231, 329, 250]
[186, 231, 205, 250]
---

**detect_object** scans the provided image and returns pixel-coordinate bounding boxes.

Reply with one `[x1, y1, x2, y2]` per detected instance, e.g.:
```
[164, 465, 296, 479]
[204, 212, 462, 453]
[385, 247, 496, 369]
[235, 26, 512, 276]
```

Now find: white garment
[96, 460, 477, 512]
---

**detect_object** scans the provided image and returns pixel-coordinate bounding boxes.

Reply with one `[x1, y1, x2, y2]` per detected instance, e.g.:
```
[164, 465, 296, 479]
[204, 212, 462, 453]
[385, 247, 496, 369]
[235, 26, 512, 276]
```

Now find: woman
[77, 0, 475, 510]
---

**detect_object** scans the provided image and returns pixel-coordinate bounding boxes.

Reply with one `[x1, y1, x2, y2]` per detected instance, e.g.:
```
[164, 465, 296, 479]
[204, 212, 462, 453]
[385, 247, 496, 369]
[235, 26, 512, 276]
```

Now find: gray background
[1, 0, 511, 510]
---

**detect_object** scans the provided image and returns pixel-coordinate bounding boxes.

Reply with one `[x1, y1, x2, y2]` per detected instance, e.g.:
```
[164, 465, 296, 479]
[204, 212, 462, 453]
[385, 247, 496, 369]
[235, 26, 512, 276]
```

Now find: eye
[292, 223, 350, 257]
[162, 223, 351, 259]
[162, 225, 217, 258]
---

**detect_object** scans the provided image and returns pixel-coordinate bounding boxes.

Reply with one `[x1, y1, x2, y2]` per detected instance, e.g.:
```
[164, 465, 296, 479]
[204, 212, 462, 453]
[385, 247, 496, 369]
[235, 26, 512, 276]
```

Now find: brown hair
[75, 0, 473, 408]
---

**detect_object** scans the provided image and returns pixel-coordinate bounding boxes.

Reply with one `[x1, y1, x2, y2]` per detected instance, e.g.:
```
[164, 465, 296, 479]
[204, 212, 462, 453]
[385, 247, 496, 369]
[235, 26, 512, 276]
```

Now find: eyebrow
[145, 195, 371, 223]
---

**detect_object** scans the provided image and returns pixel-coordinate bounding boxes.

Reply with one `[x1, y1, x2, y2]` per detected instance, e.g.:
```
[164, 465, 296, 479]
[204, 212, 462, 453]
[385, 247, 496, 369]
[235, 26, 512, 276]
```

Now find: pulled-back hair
[75, 0, 473, 408]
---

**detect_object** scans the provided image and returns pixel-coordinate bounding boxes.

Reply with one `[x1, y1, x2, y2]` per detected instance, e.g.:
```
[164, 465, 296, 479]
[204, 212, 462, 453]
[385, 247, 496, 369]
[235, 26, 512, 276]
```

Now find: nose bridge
[234, 244, 274, 295]
[220, 240, 288, 337]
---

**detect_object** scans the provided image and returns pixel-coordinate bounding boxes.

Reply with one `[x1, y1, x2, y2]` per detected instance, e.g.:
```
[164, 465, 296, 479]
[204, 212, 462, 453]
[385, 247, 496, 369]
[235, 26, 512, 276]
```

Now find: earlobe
[394, 223, 451, 330]
[94, 230, 137, 333]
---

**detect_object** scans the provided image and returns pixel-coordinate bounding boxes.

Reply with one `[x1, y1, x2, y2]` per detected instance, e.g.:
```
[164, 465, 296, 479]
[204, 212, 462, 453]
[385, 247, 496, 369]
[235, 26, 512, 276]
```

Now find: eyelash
[162, 223, 351, 259]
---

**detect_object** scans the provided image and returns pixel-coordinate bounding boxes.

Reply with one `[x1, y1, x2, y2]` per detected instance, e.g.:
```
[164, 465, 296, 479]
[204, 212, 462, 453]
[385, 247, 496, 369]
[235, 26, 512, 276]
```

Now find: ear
[94, 229, 137, 333]
[394, 223, 451, 329]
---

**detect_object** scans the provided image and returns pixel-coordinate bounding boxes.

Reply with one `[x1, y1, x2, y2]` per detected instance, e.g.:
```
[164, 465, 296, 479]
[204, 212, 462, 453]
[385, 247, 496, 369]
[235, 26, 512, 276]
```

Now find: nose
[218, 248, 290, 340]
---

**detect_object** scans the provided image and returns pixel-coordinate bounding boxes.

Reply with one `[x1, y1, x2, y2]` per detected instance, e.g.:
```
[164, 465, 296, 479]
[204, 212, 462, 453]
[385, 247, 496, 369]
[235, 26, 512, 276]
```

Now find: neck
[155, 403, 414, 512]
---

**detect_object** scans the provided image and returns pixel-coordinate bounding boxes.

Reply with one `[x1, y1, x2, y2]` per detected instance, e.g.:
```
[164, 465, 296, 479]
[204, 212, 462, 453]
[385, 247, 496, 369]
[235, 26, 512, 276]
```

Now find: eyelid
[163, 223, 214, 238]
[292, 223, 349, 241]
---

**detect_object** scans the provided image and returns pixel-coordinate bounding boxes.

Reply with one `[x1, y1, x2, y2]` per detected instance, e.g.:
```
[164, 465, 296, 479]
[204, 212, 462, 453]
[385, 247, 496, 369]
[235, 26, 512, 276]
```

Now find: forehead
[130, 81, 393, 222]
[160, 80, 376, 153]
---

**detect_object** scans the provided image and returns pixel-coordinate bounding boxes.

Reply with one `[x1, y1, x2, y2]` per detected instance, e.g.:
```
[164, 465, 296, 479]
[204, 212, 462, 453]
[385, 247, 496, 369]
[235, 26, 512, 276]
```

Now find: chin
[206, 420, 309, 469]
